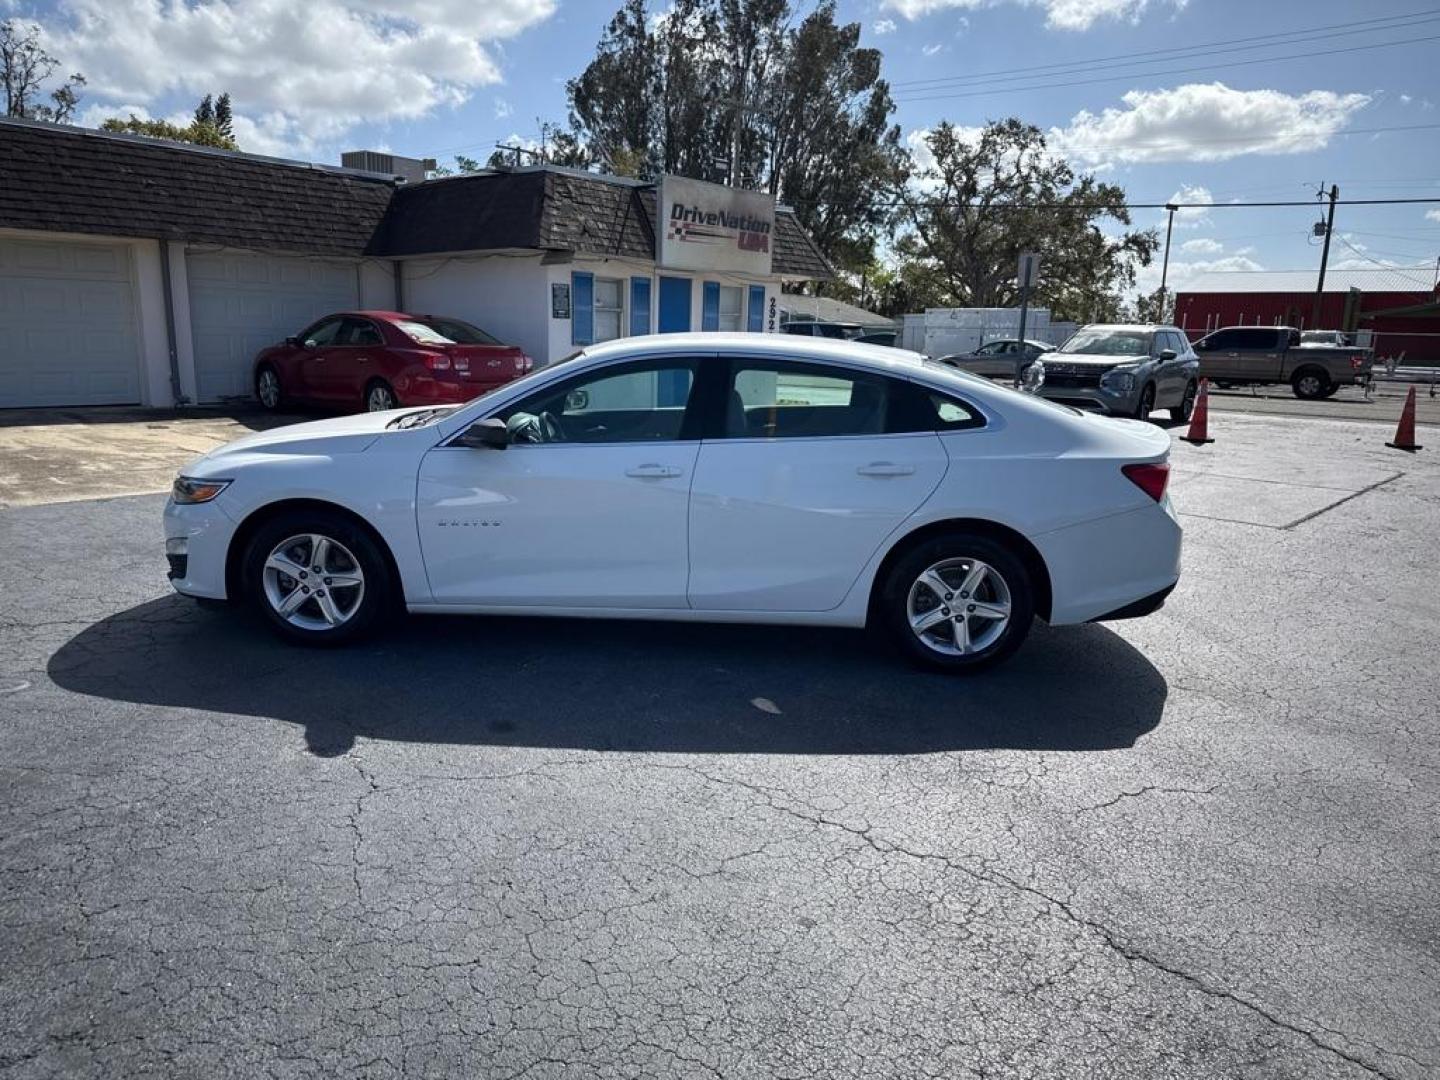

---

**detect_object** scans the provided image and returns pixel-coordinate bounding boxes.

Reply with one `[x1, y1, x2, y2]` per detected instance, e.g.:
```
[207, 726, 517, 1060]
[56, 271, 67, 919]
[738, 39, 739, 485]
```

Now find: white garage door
[187, 251, 360, 402]
[0, 238, 142, 408]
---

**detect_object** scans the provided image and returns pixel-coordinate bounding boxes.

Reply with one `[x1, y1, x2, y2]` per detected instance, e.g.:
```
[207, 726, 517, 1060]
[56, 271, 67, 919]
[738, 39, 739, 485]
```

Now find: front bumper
[163, 496, 237, 599]
[1038, 384, 1137, 415]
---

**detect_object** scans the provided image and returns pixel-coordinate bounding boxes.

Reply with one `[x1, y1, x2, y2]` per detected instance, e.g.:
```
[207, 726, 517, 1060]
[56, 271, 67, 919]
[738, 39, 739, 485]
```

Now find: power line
[895, 32, 1440, 102]
[796, 193, 1440, 212]
[890, 8, 1440, 91]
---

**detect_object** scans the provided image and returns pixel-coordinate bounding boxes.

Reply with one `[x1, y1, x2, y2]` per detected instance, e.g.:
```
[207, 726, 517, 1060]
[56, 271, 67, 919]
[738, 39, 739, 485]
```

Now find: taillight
[1351, 354, 1365, 369]
[1122, 462, 1170, 502]
[452, 353, 470, 374]
[423, 350, 451, 371]
[518, 354, 533, 372]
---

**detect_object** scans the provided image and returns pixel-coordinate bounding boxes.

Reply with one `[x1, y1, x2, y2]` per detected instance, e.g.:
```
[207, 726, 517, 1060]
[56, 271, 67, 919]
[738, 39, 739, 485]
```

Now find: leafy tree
[1, 19, 85, 122]
[892, 120, 1157, 322]
[560, 0, 901, 277]
[1128, 286, 1171, 324]
[194, 94, 214, 127]
[100, 114, 239, 150]
[214, 92, 233, 139]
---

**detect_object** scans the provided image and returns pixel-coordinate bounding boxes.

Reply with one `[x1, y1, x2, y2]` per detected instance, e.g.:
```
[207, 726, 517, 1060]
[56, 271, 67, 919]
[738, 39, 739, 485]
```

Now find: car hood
[187, 409, 412, 470]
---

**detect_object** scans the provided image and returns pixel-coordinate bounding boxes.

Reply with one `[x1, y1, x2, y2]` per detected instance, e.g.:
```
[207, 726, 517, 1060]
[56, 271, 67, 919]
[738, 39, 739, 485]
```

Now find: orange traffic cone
[1386, 385, 1423, 451]
[1181, 378, 1215, 445]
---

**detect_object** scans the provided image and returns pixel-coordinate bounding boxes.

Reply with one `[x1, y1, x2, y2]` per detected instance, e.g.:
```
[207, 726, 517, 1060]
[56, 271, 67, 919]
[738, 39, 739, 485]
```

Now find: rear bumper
[1035, 501, 1183, 625]
[1090, 581, 1176, 622]
[393, 375, 513, 405]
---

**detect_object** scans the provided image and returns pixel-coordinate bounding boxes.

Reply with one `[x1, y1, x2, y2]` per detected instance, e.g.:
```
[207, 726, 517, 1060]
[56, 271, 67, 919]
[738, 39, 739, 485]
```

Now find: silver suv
[1039, 324, 1200, 421]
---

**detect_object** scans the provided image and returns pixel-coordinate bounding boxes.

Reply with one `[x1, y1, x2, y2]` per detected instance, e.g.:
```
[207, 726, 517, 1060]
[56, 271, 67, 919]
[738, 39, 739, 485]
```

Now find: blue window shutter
[572, 272, 594, 346]
[630, 277, 651, 336]
[747, 285, 765, 332]
[701, 281, 720, 332]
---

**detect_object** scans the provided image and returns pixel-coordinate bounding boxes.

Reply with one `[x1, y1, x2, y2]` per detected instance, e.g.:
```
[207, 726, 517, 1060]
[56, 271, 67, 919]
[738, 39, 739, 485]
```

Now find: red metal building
[1174, 267, 1440, 363]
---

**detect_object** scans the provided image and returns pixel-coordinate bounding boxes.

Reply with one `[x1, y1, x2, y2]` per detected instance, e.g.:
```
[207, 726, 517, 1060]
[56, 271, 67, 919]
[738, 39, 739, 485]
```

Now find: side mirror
[456, 418, 510, 450]
[1159, 349, 1177, 361]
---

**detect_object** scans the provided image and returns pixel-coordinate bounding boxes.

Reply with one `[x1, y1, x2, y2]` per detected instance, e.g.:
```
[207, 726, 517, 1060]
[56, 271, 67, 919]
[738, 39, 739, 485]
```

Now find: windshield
[1058, 329, 1151, 356]
[399, 317, 502, 346]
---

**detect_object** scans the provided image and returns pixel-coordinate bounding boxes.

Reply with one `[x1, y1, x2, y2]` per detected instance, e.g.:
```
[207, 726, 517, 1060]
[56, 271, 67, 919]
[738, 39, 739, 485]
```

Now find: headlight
[171, 477, 231, 504]
[1019, 360, 1045, 393]
[1100, 368, 1137, 393]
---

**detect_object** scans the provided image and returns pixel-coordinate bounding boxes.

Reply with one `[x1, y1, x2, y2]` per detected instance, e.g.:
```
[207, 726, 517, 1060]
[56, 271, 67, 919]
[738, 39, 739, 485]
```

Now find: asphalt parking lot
[2, 409, 1438, 1078]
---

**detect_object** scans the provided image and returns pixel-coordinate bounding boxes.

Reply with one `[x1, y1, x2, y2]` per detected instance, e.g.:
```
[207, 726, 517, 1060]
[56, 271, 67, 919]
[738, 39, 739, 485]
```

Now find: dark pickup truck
[1192, 326, 1372, 400]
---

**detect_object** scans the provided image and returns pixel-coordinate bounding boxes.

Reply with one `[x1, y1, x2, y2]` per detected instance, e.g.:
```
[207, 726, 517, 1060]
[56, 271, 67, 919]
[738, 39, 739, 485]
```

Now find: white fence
[899, 307, 1078, 358]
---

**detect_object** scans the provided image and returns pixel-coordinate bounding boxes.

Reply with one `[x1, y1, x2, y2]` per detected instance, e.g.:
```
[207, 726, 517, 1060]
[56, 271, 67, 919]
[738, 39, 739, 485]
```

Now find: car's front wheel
[243, 511, 394, 645]
[1292, 368, 1331, 400]
[881, 531, 1035, 673]
[1133, 381, 1157, 420]
[255, 364, 283, 411]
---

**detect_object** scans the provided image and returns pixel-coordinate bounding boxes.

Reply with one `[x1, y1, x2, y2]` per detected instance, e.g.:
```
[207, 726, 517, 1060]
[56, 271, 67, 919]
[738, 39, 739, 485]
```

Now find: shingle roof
[778, 294, 894, 327]
[1179, 267, 1438, 295]
[0, 120, 832, 278]
[368, 166, 831, 278]
[0, 117, 395, 256]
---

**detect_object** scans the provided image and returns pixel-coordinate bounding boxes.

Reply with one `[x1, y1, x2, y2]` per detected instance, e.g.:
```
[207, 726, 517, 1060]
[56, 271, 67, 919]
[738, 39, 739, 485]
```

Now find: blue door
[658, 277, 691, 334]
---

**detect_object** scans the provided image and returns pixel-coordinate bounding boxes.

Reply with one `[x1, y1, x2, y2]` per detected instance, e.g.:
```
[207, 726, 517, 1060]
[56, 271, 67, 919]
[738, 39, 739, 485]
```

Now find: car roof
[579, 332, 930, 378]
[1077, 323, 1177, 333]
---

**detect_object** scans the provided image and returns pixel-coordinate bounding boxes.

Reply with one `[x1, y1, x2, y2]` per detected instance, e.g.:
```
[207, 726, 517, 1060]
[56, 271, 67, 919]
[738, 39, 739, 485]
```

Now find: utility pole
[1160, 202, 1178, 321]
[1014, 252, 1040, 388]
[1312, 183, 1338, 329]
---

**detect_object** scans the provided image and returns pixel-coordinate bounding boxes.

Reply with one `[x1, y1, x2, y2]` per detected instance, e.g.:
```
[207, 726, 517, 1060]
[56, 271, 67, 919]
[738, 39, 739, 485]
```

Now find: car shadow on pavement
[48, 597, 1167, 757]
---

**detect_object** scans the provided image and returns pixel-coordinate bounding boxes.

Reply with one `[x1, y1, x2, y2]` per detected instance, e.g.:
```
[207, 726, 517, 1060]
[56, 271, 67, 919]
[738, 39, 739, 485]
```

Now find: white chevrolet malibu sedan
[164, 334, 1181, 672]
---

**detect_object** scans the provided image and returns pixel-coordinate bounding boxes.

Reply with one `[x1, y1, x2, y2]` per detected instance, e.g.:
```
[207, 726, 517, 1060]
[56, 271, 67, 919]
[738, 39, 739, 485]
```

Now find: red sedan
[253, 311, 534, 413]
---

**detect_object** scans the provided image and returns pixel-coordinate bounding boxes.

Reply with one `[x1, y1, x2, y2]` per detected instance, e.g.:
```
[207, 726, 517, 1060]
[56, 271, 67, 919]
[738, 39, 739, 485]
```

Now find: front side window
[594, 278, 623, 343]
[300, 317, 344, 347]
[497, 361, 695, 444]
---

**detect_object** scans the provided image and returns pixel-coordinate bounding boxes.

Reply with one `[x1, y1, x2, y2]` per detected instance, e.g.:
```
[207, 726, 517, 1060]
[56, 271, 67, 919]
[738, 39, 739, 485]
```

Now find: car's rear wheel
[243, 511, 394, 645]
[1134, 381, 1157, 421]
[1292, 368, 1331, 400]
[881, 531, 1035, 673]
[1170, 380, 1197, 422]
[365, 379, 398, 412]
[256, 364, 283, 411]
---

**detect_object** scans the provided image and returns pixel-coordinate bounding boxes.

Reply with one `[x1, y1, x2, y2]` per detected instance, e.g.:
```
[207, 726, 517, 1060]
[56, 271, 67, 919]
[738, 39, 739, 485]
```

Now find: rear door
[687, 358, 949, 612]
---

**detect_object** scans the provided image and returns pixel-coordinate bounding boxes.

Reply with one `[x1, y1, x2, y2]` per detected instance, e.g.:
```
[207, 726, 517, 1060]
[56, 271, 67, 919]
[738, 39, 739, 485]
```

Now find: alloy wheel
[367, 384, 396, 412]
[1298, 374, 1323, 398]
[905, 557, 1012, 657]
[257, 369, 280, 408]
[261, 534, 366, 631]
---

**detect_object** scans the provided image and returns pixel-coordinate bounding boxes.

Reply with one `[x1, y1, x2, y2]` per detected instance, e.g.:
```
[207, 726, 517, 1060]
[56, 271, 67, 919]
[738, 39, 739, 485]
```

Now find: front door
[688, 358, 949, 611]
[416, 357, 703, 606]
[658, 277, 692, 333]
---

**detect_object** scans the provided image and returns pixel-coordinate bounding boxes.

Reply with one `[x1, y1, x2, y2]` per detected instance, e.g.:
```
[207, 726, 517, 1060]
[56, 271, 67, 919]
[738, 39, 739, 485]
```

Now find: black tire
[242, 509, 395, 646]
[1169, 380, 1197, 422]
[880, 531, 1035, 674]
[1214, 380, 1234, 390]
[1320, 384, 1341, 399]
[365, 379, 398, 413]
[255, 364, 284, 411]
[1292, 368, 1331, 400]
[1134, 382, 1157, 421]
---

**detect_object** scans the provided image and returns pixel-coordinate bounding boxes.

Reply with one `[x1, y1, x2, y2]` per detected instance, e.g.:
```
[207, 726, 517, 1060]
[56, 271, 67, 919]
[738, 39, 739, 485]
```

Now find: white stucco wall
[358, 259, 397, 310]
[400, 254, 550, 364]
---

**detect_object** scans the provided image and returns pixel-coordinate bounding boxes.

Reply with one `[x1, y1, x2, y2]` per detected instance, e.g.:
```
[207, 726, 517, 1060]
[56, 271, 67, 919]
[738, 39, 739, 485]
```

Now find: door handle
[857, 462, 915, 477]
[625, 464, 683, 479]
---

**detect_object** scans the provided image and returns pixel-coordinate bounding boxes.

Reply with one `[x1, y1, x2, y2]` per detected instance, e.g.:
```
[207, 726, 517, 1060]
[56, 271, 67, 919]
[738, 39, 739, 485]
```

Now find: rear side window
[888, 383, 985, 432]
[725, 360, 889, 438]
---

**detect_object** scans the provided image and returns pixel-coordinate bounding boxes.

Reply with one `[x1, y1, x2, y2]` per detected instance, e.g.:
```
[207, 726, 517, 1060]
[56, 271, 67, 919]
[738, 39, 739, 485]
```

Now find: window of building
[717, 285, 743, 332]
[594, 277, 623, 342]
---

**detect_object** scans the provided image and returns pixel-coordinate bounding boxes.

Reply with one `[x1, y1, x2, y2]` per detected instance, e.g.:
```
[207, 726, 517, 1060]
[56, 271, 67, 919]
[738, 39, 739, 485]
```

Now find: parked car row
[179, 333, 1182, 672]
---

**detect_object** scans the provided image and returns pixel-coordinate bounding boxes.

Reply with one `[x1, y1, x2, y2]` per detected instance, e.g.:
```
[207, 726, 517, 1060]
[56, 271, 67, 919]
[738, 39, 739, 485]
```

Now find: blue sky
[18, 0, 1440, 293]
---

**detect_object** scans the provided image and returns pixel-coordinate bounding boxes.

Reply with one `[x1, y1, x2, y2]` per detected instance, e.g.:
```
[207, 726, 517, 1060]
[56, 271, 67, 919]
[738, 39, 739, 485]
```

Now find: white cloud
[1138, 253, 1263, 296]
[1052, 82, 1371, 165]
[1425, 210, 1440, 223]
[872, 18, 897, 34]
[882, 0, 1184, 32]
[922, 42, 944, 56]
[40, 0, 556, 157]
[1167, 183, 1213, 228]
[1180, 237, 1223, 254]
[494, 97, 513, 120]
[1400, 93, 1413, 105]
